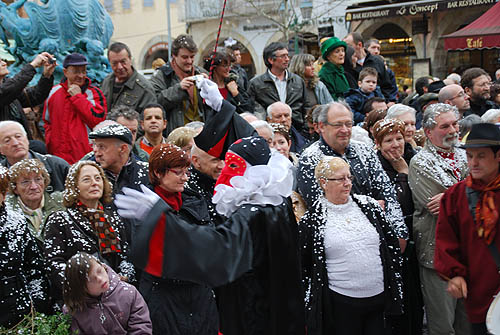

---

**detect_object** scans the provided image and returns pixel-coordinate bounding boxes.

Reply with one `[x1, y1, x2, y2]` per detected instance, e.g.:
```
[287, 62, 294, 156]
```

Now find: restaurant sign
[346, 0, 495, 21]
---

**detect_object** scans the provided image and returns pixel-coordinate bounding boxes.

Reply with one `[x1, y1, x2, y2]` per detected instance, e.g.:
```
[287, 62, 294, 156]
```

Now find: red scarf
[437, 150, 460, 180]
[466, 174, 500, 245]
[144, 187, 182, 277]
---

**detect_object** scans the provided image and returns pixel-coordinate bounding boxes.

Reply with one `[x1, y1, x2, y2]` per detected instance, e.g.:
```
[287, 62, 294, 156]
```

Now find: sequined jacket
[299, 194, 403, 335]
[43, 207, 135, 302]
[0, 204, 50, 328]
[408, 142, 468, 269]
[297, 137, 408, 239]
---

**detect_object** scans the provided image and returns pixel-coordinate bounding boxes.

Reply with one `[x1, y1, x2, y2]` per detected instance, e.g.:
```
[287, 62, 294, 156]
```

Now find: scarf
[437, 150, 460, 180]
[318, 61, 349, 101]
[75, 201, 121, 254]
[466, 174, 500, 245]
[144, 187, 182, 277]
[154, 186, 182, 211]
[18, 194, 44, 234]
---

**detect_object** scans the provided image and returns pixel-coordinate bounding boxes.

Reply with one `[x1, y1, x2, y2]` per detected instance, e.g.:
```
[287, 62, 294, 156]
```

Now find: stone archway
[138, 34, 169, 70]
[197, 31, 258, 77]
[427, 8, 489, 77]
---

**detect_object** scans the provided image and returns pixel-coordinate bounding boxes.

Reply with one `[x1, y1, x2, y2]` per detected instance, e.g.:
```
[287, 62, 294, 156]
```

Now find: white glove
[114, 185, 160, 221]
[199, 78, 223, 112]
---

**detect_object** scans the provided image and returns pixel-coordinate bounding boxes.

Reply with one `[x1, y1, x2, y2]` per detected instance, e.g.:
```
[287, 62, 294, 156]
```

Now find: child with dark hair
[63, 252, 152, 334]
[344, 67, 385, 124]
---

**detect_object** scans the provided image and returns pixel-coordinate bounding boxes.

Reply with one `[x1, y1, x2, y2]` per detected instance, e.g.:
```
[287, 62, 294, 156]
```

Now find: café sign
[346, 0, 495, 21]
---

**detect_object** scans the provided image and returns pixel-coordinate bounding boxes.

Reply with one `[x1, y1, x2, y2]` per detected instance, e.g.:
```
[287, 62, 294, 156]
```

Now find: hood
[84, 264, 120, 305]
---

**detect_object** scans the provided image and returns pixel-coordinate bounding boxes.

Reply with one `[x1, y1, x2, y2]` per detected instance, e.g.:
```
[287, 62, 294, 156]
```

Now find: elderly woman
[289, 54, 333, 105]
[386, 103, 419, 149]
[0, 166, 50, 328]
[43, 161, 133, 304]
[6, 159, 63, 245]
[128, 143, 218, 334]
[203, 51, 253, 114]
[299, 156, 403, 335]
[318, 37, 350, 100]
[372, 119, 423, 334]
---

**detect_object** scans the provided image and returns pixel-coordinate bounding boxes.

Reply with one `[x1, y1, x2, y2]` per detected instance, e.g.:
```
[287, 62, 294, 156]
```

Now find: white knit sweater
[322, 196, 384, 298]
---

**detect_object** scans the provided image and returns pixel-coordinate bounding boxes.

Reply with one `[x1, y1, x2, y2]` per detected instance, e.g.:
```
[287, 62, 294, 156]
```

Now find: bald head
[438, 84, 470, 114]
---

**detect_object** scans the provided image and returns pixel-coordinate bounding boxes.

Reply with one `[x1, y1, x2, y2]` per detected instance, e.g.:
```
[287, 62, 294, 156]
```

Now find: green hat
[321, 37, 347, 59]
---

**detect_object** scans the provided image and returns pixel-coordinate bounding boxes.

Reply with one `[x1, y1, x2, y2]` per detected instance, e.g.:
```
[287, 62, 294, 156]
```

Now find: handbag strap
[466, 186, 500, 272]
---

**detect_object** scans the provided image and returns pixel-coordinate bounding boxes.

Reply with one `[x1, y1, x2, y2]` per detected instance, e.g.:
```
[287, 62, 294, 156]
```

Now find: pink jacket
[69, 265, 152, 334]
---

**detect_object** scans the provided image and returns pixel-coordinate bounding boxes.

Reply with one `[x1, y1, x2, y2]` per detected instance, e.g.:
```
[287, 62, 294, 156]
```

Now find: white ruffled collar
[212, 150, 294, 217]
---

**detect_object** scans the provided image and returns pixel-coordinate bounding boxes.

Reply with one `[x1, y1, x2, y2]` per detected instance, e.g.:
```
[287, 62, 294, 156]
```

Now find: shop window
[144, 0, 154, 6]
[104, 0, 114, 12]
[122, 0, 130, 9]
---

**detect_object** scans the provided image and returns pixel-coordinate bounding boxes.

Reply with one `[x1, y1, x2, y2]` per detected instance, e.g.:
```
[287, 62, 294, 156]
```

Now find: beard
[442, 133, 459, 148]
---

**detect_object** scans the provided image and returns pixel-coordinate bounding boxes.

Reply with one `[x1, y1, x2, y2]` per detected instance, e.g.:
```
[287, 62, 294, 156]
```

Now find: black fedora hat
[460, 123, 500, 148]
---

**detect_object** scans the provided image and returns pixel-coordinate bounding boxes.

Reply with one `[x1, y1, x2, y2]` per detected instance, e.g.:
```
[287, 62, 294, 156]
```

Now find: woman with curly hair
[289, 53, 333, 105]
[0, 166, 51, 328]
[43, 161, 134, 305]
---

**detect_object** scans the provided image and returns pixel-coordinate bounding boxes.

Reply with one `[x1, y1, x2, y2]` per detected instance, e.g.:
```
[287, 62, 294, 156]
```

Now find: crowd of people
[1, 31, 500, 335]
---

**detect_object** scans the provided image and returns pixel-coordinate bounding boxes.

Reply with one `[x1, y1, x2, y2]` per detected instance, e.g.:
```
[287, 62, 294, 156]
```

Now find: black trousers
[329, 289, 388, 335]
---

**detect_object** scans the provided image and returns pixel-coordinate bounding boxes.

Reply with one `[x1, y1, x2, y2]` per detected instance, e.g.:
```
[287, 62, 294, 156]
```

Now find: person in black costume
[372, 118, 424, 335]
[116, 133, 305, 335]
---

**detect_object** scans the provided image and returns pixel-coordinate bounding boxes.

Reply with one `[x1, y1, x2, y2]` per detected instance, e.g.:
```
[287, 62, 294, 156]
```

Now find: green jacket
[5, 191, 64, 243]
[100, 68, 157, 112]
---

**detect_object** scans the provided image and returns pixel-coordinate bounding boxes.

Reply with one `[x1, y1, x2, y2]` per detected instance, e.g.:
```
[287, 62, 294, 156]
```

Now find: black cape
[132, 197, 305, 335]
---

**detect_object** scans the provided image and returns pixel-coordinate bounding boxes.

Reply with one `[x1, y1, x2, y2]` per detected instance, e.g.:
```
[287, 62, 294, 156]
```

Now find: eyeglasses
[168, 168, 191, 178]
[450, 91, 467, 100]
[18, 176, 44, 188]
[323, 121, 353, 129]
[274, 53, 289, 60]
[325, 175, 354, 183]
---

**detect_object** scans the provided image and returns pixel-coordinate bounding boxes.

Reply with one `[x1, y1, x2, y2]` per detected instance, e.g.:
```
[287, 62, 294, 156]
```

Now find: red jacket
[43, 78, 107, 164]
[434, 180, 500, 323]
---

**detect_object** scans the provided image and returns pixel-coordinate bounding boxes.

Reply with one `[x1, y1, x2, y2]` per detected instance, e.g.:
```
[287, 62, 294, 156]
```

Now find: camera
[48, 57, 56, 64]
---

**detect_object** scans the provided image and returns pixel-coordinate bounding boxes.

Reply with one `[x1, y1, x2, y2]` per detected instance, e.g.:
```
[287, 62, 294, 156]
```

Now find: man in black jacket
[461, 67, 498, 116]
[0, 120, 69, 192]
[344, 32, 398, 104]
[0, 52, 55, 139]
[248, 42, 311, 131]
[150, 34, 210, 134]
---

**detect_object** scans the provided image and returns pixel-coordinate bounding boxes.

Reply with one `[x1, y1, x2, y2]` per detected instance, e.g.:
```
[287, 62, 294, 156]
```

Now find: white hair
[385, 104, 416, 119]
[251, 120, 274, 140]
[481, 109, 500, 124]
[0, 120, 27, 137]
[266, 102, 291, 119]
[446, 73, 461, 85]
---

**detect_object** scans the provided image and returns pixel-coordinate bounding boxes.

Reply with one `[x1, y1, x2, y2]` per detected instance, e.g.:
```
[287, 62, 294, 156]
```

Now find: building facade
[346, 0, 497, 86]
[102, 0, 186, 69]
[182, 0, 351, 78]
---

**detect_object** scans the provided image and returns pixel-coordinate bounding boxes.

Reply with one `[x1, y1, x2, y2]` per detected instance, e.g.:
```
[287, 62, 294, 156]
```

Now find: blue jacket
[344, 86, 384, 124]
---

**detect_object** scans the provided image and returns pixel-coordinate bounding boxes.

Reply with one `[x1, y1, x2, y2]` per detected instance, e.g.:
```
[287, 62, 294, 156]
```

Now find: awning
[443, 0, 500, 50]
[345, 0, 495, 22]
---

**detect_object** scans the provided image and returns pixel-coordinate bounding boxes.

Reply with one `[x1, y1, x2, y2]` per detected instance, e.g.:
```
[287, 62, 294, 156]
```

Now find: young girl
[63, 252, 152, 334]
